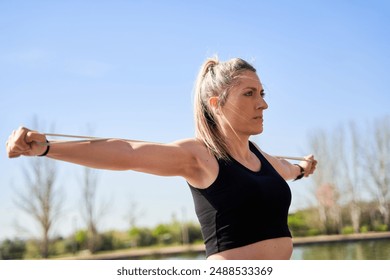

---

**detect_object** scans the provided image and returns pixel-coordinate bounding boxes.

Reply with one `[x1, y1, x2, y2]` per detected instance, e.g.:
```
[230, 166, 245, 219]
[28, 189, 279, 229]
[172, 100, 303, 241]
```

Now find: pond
[291, 239, 390, 260]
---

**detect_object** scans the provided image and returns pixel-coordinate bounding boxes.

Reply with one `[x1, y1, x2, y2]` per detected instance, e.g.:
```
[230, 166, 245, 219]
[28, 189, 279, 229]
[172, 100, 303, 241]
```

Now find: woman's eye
[244, 90, 265, 97]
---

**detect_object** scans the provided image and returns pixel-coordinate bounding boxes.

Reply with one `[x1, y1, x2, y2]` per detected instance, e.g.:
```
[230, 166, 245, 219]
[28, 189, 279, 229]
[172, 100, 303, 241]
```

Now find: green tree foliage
[0, 239, 26, 259]
[74, 230, 88, 250]
[129, 227, 157, 247]
[186, 222, 203, 243]
[127, 221, 203, 248]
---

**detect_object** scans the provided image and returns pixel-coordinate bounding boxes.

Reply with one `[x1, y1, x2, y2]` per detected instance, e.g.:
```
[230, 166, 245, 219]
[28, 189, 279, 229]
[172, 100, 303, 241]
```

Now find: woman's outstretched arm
[6, 126, 201, 178]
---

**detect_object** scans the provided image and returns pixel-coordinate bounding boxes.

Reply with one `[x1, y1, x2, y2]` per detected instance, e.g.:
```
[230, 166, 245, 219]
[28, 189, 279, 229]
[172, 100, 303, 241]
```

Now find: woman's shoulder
[173, 138, 219, 189]
[172, 138, 209, 152]
[170, 137, 213, 164]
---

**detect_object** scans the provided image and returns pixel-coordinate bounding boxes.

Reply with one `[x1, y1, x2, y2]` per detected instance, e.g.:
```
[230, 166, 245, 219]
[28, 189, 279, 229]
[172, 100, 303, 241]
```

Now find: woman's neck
[224, 135, 252, 161]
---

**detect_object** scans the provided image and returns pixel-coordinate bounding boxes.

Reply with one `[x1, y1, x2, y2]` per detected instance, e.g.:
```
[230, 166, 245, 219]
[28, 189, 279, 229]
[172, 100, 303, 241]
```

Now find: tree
[126, 200, 145, 230]
[14, 154, 62, 258]
[80, 166, 107, 253]
[366, 117, 390, 227]
[125, 200, 146, 247]
[309, 129, 343, 234]
[338, 122, 363, 233]
[315, 183, 340, 233]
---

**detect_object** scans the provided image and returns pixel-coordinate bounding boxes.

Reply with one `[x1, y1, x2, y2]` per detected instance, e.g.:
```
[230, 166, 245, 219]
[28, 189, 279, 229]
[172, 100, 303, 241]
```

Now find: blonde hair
[194, 57, 256, 160]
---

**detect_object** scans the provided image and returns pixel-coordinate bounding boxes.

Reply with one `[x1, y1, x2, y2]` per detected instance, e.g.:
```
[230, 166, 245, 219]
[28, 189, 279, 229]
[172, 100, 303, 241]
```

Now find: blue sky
[1, 0, 389, 241]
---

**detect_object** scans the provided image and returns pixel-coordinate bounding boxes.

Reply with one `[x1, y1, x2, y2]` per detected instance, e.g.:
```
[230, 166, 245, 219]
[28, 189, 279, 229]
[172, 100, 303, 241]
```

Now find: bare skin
[207, 237, 293, 260]
[6, 70, 317, 260]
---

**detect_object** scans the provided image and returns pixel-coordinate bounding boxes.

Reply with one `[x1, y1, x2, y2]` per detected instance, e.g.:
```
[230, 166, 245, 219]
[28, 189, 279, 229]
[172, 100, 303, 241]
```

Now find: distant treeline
[1, 201, 389, 260]
[0, 220, 203, 259]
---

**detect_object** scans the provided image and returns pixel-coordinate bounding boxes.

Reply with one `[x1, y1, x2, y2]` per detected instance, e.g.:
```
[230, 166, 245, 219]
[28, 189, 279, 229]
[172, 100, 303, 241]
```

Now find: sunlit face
[217, 70, 268, 136]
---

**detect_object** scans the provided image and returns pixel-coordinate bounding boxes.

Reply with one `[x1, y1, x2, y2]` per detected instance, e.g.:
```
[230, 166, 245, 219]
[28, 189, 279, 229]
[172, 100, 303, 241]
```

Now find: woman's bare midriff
[207, 237, 293, 260]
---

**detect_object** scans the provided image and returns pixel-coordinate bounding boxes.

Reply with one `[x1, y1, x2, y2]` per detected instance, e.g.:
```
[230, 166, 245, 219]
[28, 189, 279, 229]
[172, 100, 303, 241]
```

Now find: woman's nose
[256, 97, 268, 110]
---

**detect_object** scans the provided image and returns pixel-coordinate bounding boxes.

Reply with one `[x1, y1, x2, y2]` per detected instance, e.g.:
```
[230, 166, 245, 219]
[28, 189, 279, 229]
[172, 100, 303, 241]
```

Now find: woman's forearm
[47, 139, 135, 170]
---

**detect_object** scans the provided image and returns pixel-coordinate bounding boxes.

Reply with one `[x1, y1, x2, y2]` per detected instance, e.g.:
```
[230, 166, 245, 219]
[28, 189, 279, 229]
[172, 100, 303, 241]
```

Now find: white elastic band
[275, 156, 311, 162]
[38, 133, 110, 146]
[41, 133, 311, 161]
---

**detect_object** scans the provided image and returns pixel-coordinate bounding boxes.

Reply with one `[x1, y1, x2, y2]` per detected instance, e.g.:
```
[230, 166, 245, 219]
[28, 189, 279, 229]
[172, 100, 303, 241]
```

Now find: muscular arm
[47, 138, 198, 177]
[6, 127, 201, 179]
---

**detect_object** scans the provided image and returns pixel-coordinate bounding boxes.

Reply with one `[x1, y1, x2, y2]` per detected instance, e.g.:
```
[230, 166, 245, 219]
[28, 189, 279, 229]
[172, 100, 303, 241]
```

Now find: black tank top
[188, 141, 292, 257]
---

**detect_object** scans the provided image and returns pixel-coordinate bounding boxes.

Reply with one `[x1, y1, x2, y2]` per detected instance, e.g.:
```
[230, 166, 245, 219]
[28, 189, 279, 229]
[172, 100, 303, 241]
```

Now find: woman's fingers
[300, 154, 317, 177]
[6, 127, 47, 157]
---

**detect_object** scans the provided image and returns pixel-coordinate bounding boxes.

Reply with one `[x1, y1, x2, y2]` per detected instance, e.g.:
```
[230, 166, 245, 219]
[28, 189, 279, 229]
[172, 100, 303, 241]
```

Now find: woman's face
[217, 70, 268, 136]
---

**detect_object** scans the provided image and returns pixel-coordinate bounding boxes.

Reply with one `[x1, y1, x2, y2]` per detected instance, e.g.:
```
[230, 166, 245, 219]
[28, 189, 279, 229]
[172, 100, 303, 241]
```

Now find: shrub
[288, 212, 310, 236]
[374, 224, 388, 232]
[360, 225, 369, 233]
[129, 227, 157, 247]
[341, 226, 354, 235]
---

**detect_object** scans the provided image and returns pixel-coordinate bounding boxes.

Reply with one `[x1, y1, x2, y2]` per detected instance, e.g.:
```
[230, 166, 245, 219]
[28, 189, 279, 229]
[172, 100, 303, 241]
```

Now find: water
[291, 239, 390, 260]
[145, 239, 390, 260]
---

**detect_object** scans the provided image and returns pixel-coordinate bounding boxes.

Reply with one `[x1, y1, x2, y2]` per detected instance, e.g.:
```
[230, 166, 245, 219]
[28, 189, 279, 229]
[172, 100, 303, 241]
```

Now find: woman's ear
[208, 97, 220, 114]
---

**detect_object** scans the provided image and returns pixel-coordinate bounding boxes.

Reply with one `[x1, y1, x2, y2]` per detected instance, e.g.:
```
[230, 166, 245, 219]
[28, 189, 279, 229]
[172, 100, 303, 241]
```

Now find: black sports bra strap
[249, 141, 264, 160]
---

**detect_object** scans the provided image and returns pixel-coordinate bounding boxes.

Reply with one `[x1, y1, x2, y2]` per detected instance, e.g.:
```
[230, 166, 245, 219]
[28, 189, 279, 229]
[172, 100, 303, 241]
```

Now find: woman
[6, 57, 317, 260]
